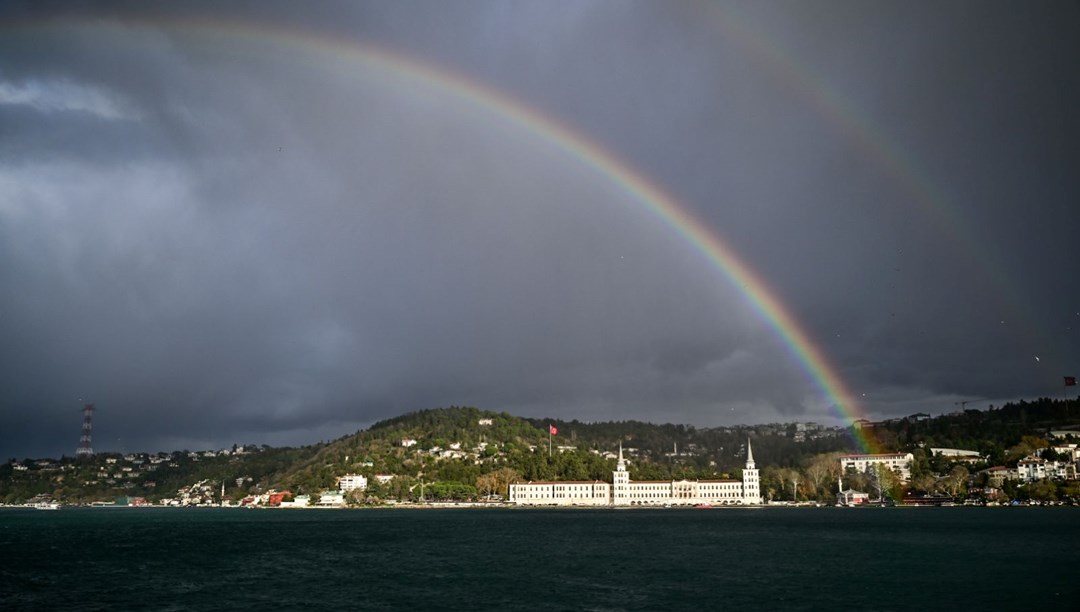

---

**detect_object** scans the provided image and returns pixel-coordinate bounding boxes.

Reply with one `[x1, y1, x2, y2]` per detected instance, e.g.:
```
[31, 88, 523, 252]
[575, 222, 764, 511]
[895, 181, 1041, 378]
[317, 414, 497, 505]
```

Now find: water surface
[1, 507, 1075, 610]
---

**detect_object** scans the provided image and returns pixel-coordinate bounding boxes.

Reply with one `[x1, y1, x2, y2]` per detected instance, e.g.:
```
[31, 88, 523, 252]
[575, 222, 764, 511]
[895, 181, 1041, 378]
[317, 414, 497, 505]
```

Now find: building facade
[839, 452, 915, 482]
[930, 448, 983, 464]
[338, 473, 368, 492]
[509, 441, 761, 506]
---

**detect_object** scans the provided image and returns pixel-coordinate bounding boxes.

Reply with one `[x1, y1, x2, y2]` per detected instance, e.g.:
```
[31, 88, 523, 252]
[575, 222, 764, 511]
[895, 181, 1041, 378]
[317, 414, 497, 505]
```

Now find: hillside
[273, 406, 855, 496]
[4, 397, 1079, 505]
[858, 397, 1080, 464]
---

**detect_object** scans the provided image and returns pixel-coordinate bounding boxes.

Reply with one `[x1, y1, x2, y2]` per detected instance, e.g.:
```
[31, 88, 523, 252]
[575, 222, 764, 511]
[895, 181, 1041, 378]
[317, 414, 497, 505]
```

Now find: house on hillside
[338, 474, 368, 492]
[1015, 457, 1068, 483]
[982, 466, 1011, 487]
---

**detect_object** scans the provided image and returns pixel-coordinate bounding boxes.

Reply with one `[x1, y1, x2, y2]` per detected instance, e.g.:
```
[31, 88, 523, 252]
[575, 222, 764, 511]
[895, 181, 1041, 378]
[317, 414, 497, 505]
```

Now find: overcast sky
[2, 1, 1078, 458]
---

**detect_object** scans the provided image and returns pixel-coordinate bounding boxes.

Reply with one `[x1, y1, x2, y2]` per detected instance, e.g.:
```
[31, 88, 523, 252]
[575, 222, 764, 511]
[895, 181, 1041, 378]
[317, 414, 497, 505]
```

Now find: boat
[31, 502, 60, 510]
[694, 503, 712, 509]
[900, 494, 954, 507]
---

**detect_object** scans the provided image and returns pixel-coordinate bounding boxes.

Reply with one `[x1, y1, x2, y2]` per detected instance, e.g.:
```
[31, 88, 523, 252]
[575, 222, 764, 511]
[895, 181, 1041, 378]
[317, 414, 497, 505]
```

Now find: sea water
[1, 507, 1077, 610]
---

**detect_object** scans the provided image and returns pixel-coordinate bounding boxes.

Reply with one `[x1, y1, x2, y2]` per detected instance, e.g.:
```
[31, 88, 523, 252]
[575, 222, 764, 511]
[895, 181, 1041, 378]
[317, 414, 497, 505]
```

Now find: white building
[338, 473, 368, 492]
[838, 489, 870, 505]
[836, 477, 869, 505]
[1052, 444, 1080, 462]
[1016, 456, 1077, 483]
[508, 441, 761, 506]
[930, 448, 983, 462]
[280, 495, 310, 508]
[1016, 457, 1048, 482]
[983, 466, 1011, 486]
[840, 453, 915, 482]
[315, 492, 345, 507]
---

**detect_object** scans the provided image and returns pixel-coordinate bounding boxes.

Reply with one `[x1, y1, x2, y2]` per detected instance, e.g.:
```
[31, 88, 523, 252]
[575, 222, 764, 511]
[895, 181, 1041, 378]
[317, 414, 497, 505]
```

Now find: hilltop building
[508, 440, 761, 506]
[930, 448, 983, 463]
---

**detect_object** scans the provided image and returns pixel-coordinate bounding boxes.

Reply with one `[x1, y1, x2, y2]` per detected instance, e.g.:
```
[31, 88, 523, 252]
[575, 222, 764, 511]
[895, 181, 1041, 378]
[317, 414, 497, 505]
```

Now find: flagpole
[548, 425, 552, 457]
[1065, 376, 1077, 418]
[1066, 379, 1071, 419]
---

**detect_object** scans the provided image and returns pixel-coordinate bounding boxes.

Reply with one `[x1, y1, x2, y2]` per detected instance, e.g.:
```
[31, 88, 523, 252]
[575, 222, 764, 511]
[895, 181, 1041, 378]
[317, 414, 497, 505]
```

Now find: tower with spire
[612, 442, 629, 504]
[742, 438, 761, 504]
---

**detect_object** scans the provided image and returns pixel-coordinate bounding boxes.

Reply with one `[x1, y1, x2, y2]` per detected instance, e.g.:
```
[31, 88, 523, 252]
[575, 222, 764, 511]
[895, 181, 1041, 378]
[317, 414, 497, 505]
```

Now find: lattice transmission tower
[75, 403, 95, 457]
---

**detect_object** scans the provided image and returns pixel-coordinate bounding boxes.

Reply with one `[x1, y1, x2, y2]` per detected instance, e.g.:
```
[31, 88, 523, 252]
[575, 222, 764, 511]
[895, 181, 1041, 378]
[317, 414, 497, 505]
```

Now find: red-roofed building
[267, 491, 292, 507]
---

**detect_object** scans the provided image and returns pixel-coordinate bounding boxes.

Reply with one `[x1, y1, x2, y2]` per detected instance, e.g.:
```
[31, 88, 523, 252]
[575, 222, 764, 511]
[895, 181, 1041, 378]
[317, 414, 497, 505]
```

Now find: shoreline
[4, 500, 1067, 510]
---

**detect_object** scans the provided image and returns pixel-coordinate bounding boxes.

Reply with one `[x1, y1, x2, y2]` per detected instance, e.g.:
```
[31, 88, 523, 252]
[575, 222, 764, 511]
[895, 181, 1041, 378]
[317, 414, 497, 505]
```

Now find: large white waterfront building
[509, 441, 762, 506]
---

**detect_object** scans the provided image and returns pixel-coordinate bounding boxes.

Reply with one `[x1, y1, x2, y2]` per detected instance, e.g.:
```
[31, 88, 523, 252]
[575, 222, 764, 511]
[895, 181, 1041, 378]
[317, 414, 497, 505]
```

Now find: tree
[909, 473, 937, 495]
[782, 469, 801, 501]
[869, 463, 900, 501]
[804, 452, 843, 501]
[1001, 479, 1021, 501]
[345, 488, 367, 506]
[491, 467, 520, 498]
[944, 466, 968, 497]
[1006, 436, 1049, 463]
[761, 466, 784, 502]
[427, 481, 476, 502]
[476, 473, 499, 500]
[1059, 481, 1080, 504]
[909, 449, 932, 478]
[1028, 478, 1057, 503]
[843, 468, 871, 494]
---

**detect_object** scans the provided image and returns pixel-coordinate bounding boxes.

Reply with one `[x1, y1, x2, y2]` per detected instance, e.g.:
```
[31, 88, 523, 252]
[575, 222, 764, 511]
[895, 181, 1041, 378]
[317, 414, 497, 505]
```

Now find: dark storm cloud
[1, 1, 1078, 458]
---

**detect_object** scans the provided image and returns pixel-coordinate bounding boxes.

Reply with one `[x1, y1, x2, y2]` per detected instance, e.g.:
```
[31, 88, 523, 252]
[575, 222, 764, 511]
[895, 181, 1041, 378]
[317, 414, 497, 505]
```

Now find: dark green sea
[1, 506, 1077, 611]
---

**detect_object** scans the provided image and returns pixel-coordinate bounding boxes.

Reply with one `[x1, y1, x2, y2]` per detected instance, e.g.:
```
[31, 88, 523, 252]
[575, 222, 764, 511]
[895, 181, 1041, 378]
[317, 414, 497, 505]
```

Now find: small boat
[694, 503, 712, 509]
[31, 502, 60, 510]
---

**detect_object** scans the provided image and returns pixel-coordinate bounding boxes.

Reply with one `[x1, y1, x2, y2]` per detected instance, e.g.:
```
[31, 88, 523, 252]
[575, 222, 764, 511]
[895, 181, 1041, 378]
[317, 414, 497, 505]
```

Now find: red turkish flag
[549, 425, 558, 436]
[1066, 376, 1077, 387]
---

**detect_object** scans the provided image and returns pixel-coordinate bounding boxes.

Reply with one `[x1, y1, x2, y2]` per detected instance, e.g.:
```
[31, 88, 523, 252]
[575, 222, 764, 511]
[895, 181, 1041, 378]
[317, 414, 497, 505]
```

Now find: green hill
[5, 397, 1078, 505]
[273, 406, 856, 496]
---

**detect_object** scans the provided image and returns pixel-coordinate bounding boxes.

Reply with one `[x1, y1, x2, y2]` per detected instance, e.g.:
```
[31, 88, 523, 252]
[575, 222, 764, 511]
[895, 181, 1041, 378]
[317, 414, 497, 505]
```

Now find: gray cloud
[1, 1, 1078, 458]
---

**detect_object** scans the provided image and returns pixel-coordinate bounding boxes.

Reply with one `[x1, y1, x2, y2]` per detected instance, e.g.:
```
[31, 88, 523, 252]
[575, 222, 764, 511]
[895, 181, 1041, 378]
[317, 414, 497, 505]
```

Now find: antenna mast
[75, 403, 95, 457]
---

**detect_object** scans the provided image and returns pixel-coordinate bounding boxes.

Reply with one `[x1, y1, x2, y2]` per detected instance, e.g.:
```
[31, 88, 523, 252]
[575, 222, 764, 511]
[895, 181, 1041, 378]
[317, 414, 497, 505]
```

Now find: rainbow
[701, 6, 1037, 350]
[7, 15, 881, 451]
